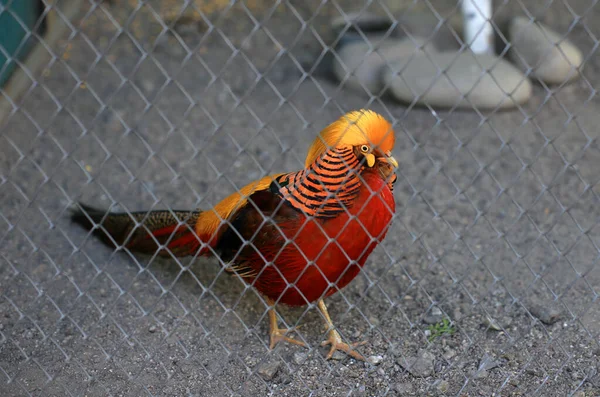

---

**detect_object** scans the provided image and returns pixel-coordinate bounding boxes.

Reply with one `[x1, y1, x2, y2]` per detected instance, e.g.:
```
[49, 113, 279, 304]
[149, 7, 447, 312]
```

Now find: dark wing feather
[216, 186, 299, 279]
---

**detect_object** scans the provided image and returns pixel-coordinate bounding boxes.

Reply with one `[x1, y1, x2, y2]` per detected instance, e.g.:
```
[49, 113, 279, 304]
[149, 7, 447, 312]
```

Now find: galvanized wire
[1, 0, 599, 396]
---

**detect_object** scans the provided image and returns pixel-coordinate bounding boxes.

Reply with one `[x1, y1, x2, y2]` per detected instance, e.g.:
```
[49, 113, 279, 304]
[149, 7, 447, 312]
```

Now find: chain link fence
[1, 0, 600, 396]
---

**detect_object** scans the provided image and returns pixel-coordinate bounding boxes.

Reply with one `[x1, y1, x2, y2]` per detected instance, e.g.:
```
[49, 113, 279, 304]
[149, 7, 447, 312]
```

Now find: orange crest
[305, 110, 395, 167]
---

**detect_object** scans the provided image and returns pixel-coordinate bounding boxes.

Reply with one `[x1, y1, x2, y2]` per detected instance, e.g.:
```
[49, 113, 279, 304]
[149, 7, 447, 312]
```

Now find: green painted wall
[0, 0, 40, 87]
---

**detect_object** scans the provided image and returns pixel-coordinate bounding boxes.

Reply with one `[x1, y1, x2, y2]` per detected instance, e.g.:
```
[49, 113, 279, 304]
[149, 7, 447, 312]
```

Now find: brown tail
[71, 203, 201, 257]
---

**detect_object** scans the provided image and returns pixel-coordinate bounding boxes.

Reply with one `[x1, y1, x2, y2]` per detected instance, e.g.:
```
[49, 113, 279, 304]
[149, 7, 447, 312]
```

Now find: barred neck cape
[273, 147, 363, 218]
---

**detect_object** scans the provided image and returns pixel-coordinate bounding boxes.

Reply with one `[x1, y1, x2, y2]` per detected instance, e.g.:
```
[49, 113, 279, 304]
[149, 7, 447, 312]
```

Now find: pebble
[384, 51, 532, 109]
[148, 325, 157, 333]
[471, 368, 489, 379]
[479, 354, 503, 371]
[257, 360, 281, 381]
[398, 350, 435, 378]
[483, 315, 511, 331]
[508, 17, 583, 84]
[331, 351, 347, 361]
[442, 349, 456, 361]
[437, 380, 450, 393]
[368, 355, 384, 365]
[394, 382, 414, 394]
[333, 36, 434, 95]
[528, 302, 562, 325]
[423, 313, 443, 325]
[293, 351, 308, 365]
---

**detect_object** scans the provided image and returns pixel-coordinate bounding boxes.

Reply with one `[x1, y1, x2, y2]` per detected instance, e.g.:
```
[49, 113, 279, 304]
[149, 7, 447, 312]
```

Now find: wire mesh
[1, 0, 600, 396]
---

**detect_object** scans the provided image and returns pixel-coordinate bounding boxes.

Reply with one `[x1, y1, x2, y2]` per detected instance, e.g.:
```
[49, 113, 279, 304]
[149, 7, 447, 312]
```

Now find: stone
[442, 349, 456, 361]
[436, 380, 450, 393]
[423, 307, 443, 325]
[332, 12, 393, 35]
[333, 36, 434, 95]
[398, 350, 435, 378]
[508, 17, 583, 84]
[479, 354, 503, 371]
[483, 315, 512, 331]
[148, 325, 157, 333]
[471, 368, 489, 379]
[293, 351, 308, 365]
[393, 382, 414, 394]
[528, 302, 562, 325]
[384, 51, 532, 109]
[258, 360, 281, 381]
[368, 355, 384, 365]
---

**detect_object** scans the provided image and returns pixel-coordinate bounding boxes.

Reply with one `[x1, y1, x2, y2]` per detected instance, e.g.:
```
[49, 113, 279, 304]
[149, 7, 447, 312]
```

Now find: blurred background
[1, 0, 599, 396]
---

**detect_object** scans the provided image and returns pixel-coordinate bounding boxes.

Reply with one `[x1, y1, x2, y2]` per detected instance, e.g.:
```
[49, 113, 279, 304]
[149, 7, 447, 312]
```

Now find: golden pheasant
[72, 109, 398, 360]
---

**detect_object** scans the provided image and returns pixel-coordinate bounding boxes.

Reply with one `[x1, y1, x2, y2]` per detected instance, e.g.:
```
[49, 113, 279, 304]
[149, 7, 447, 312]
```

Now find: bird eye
[360, 145, 369, 153]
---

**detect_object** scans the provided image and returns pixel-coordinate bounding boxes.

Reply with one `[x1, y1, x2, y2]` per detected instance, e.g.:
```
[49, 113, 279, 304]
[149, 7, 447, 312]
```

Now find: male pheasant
[72, 109, 398, 360]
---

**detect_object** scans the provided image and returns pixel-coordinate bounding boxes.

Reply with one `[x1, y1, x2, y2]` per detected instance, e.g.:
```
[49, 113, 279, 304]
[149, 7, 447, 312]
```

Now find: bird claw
[269, 326, 306, 350]
[321, 329, 366, 361]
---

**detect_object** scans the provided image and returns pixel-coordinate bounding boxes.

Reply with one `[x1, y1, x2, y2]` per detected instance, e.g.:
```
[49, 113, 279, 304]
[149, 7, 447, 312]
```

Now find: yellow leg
[266, 298, 306, 349]
[317, 299, 366, 361]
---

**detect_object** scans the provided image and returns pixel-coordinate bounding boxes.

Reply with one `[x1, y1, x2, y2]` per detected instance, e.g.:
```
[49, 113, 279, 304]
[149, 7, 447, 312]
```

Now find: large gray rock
[508, 17, 583, 84]
[383, 51, 532, 109]
[333, 36, 435, 96]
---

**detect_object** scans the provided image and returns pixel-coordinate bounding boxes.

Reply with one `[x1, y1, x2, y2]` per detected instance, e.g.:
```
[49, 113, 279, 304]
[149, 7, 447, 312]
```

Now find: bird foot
[321, 329, 366, 361]
[269, 326, 306, 350]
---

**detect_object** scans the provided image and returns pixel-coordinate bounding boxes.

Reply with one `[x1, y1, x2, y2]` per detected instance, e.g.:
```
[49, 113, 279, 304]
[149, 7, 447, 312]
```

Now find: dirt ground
[1, 0, 600, 396]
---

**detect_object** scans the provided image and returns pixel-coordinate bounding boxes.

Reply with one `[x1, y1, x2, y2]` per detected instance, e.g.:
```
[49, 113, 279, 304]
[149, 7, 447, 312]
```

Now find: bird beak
[365, 153, 376, 167]
[377, 152, 398, 168]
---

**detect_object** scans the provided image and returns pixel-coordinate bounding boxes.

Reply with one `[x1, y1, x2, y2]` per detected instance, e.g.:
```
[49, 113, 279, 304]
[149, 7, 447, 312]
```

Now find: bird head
[305, 109, 398, 170]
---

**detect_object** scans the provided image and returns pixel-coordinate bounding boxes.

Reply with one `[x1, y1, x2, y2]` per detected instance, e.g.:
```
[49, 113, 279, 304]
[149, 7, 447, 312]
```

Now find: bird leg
[317, 299, 366, 361]
[266, 298, 306, 349]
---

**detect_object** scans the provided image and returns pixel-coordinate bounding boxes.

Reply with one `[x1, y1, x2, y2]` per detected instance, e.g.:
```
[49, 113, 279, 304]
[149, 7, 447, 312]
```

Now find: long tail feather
[71, 203, 201, 257]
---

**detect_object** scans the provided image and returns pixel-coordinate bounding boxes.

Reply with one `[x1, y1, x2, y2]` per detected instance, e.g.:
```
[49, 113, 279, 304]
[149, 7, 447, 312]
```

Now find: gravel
[1, 1, 600, 396]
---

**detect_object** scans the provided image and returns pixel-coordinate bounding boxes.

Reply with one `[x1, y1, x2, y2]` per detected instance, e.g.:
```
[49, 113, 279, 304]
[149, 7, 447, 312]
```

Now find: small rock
[479, 354, 503, 371]
[483, 315, 513, 331]
[394, 382, 414, 394]
[484, 315, 502, 331]
[442, 349, 456, 361]
[258, 360, 281, 381]
[398, 350, 435, 378]
[293, 352, 308, 365]
[148, 325, 157, 333]
[332, 12, 393, 34]
[333, 36, 435, 95]
[331, 351, 347, 361]
[368, 355, 384, 365]
[508, 17, 583, 84]
[437, 380, 450, 393]
[384, 51, 532, 109]
[528, 302, 562, 325]
[471, 369, 489, 379]
[25, 330, 33, 339]
[423, 314, 443, 325]
[377, 368, 385, 376]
